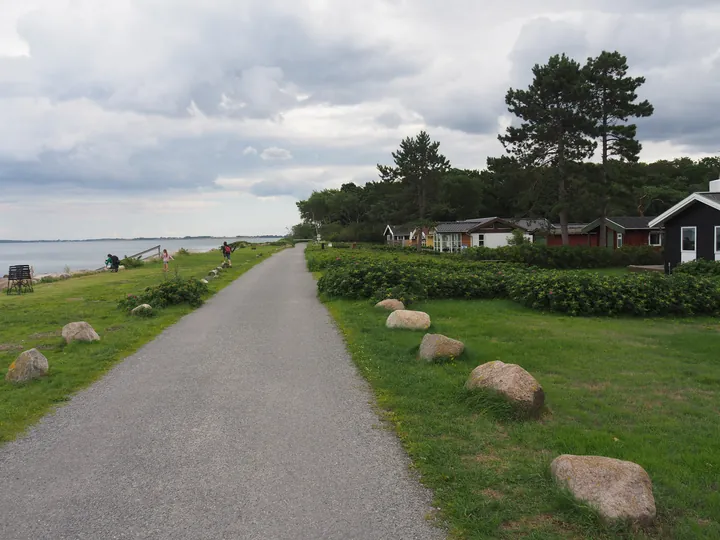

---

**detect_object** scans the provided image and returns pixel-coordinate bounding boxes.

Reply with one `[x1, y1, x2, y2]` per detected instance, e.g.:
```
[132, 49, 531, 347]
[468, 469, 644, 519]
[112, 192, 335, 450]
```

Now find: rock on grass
[551, 454, 656, 526]
[5, 348, 49, 383]
[465, 361, 544, 417]
[418, 333, 464, 362]
[386, 310, 431, 330]
[62, 322, 100, 344]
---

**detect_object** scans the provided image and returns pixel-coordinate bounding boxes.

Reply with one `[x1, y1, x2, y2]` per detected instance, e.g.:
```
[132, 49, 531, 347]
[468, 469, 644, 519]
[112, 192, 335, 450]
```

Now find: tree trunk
[599, 111, 609, 248]
[558, 138, 569, 246]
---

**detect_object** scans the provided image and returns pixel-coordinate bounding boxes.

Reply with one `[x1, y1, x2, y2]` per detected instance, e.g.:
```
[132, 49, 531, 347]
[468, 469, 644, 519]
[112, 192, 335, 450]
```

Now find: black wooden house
[649, 179, 720, 273]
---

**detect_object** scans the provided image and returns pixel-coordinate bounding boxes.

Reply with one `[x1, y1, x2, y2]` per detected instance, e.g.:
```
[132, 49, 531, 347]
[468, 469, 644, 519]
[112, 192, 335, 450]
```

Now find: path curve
[0, 245, 443, 540]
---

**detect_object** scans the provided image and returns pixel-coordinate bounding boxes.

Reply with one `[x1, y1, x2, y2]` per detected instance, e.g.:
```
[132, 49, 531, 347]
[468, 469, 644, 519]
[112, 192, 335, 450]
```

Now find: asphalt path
[0, 245, 443, 540]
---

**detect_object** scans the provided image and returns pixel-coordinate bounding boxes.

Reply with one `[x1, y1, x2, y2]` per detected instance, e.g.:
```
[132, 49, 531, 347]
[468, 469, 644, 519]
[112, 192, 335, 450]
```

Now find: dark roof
[582, 216, 660, 234]
[608, 216, 659, 230]
[539, 223, 591, 235]
[649, 191, 720, 227]
[385, 224, 412, 237]
[509, 218, 552, 232]
[435, 221, 485, 233]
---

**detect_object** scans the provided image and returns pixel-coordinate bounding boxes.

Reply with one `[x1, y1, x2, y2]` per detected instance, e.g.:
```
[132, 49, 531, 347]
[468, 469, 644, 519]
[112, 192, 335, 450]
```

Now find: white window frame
[715, 226, 720, 254]
[681, 226, 697, 253]
[648, 231, 662, 246]
[616, 233, 623, 248]
[477, 234, 485, 247]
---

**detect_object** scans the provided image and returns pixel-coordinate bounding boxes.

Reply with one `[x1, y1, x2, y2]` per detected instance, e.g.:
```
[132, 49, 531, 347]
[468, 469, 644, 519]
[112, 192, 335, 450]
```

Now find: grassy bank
[0, 246, 280, 444]
[325, 298, 720, 539]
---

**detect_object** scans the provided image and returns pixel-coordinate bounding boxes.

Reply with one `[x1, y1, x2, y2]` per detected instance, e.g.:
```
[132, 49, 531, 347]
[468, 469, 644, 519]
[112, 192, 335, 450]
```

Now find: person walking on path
[162, 249, 173, 273]
[221, 241, 234, 267]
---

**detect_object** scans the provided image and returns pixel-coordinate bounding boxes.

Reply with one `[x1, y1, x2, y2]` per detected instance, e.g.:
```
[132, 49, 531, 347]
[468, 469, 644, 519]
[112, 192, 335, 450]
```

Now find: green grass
[325, 297, 720, 539]
[0, 246, 281, 444]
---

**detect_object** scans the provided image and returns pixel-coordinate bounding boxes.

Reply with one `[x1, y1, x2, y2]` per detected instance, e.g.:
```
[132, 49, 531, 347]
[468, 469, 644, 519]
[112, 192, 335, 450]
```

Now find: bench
[6, 265, 34, 295]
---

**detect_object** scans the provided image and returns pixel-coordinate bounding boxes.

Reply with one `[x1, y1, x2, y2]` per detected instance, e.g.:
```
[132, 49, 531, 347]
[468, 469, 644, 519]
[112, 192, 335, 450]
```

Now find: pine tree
[378, 131, 451, 251]
[499, 54, 596, 245]
[584, 51, 654, 244]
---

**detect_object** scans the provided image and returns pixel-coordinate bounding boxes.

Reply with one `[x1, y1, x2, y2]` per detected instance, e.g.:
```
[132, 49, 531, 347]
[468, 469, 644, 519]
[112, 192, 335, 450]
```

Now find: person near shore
[222, 242, 234, 267]
[162, 249, 174, 272]
[105, 254, 113, 270]
[106, 254, 120, 272]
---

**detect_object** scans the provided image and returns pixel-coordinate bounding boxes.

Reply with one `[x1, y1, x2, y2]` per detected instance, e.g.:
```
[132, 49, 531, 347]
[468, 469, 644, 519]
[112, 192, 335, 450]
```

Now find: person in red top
[221, 242, 234, 267]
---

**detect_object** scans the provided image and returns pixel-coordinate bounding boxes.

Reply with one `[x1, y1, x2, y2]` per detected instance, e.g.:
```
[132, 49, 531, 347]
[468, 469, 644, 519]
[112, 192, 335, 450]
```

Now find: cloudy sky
[1, 0, 719, 240]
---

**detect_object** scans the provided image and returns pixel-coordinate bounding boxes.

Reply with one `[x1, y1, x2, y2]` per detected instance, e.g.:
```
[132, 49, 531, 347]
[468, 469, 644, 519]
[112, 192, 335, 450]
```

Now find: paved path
[0, 246, 442, 540]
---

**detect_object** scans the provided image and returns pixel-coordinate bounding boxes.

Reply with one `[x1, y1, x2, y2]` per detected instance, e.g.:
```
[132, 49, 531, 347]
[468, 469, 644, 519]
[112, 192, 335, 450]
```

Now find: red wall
[546, 234, 594, 247]
[621, 230, 650, 247]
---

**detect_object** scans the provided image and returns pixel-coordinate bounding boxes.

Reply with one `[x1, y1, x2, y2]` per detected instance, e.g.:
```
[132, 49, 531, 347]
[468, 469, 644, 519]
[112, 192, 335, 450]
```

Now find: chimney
[710, 179, 720, 193]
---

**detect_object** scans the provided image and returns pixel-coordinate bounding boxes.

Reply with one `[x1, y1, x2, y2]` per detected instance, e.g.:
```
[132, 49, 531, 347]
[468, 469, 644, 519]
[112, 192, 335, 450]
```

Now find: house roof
[534, 223, 591, 235]
[434, 217, 530, 234]
[509, 218, 552, 232]
[582, 216, 660, 234]
[649, 192, 720, 227]
[384, 224, 413, 237]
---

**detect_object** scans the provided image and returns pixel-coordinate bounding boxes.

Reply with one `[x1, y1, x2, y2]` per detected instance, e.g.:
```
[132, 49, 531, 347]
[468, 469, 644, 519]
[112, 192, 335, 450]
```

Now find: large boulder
[375, 299, 405, 311]
[5, 349, 49, 383]
[131, 304, 152, 316]
[418, 333, 465, 362]
[465, 361, 544, 415]
[200, 279, 209, 284]
[208, 270, 218, 277]
[551, 455, 656, 526]
[386, 310, 431, 331]
[62, 321, 100, 344]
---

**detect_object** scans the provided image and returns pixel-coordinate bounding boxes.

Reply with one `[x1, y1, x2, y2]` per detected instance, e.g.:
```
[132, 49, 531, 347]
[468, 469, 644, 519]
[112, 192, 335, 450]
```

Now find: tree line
[292, 51, 720, 244]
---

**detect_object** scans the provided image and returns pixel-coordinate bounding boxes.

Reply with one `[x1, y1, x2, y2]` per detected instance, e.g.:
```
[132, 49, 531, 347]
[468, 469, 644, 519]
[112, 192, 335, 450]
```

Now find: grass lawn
[325, 297, 720, 539]
[0, 246, 280, 444]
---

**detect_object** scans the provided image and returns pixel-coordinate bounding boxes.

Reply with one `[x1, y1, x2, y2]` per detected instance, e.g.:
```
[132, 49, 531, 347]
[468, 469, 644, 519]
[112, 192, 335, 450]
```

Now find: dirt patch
[105, 325, 125, 333]
[0, 343, 23, 352]
[66, 297, 85, 302]
[573, 382, 611, 392]
[35, 344, 55, 350]
[29, 330, 61, 339]
[481, 488, 504, 500]
[501, 513, 556, 531]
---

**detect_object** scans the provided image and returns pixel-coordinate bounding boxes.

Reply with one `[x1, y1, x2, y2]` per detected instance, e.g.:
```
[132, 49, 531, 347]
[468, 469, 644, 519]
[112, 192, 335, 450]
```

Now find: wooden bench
[6, 265, 34, 295]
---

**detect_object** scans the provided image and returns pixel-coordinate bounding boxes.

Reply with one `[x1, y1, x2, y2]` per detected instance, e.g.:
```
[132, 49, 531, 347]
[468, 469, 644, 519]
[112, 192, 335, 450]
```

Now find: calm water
[0, 237, 278, 275]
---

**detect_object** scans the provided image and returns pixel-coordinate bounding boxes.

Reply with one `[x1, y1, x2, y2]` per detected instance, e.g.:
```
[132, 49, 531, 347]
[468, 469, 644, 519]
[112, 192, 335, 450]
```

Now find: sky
[1, 0, 719, 240]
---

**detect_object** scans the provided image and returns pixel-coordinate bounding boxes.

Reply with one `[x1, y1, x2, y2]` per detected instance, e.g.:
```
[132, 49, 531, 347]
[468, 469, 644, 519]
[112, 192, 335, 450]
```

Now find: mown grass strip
[325, 296, 720, 539]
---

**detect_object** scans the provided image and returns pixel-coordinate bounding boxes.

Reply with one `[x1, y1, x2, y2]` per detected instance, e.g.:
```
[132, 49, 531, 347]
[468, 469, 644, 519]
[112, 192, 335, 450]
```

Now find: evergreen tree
[584, 51, 654, 243]
[499, 54, 596, 245]
[377, 131, 451, 250]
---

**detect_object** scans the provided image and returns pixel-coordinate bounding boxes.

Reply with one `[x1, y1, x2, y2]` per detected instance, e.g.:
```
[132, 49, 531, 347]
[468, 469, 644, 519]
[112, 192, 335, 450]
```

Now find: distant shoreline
[0, 235, 283, 244]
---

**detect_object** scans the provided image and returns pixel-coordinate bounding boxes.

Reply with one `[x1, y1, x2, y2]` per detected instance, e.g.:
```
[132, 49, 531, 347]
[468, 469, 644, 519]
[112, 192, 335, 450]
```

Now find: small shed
[581, 216, 662, 249]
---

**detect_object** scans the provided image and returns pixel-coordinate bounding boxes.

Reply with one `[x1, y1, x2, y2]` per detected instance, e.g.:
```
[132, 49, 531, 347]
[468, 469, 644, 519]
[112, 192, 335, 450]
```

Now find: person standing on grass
[222, 241, 233, 267]
[162, 249, 173, 273]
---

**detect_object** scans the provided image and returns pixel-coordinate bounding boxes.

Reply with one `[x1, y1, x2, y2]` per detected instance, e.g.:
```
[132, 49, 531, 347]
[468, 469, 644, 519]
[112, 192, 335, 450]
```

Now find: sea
[0, 237, 279, 275]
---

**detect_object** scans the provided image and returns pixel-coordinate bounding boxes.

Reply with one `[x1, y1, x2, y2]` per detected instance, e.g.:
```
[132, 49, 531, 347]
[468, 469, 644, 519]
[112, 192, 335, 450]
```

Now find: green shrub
[316, 257, 720, 317]
[176, 248, 191, 256]
[461, 244, 662, 269]
[673, 259, 720, 277]
[118, 277, 209, 312]
[120, 256, 145, 268]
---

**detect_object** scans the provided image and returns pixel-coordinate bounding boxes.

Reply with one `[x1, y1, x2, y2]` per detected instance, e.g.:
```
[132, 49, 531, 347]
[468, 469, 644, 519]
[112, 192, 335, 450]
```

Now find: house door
[681, 227, 697, 263]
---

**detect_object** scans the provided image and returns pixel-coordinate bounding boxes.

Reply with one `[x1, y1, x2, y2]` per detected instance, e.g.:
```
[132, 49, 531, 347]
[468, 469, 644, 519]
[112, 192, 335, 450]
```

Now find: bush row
[672, 259, 720, 277]
[460, 244, 663, 269]
[317, 260, 720, 317]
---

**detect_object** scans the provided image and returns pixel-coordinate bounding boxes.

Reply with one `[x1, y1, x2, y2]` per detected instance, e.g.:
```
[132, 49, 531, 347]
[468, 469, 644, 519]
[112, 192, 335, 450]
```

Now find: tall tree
[377, 131, 451, 250]
[499, 54, 596, 245]
[584, 51, 654, 244]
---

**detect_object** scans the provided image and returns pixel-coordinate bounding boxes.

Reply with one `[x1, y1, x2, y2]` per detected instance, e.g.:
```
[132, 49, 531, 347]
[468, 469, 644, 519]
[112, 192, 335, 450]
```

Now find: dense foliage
[671, 259, 720, 277]
[120, 256, 145, 268]
[460, 244, 662, 269]
[311, 249, 720, 317]
[118, 277, 208, 311]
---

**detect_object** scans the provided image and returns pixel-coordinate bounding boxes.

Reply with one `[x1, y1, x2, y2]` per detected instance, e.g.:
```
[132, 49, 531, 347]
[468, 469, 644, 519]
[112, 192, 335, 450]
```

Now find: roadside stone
[375, 299, 405, 311]
[200, 279, 209, 284]
[131, 304, 152, 316]
[465, 361, 544, 416]
[418, 333, 464, 362]
[118, 265, 126, 271]
[221, 262, 230, 268]
[208, 270, 218, 277]
[61, 321, 101, 344]
[551, 455, 656, 526]
[386, 310, 431, 330]
[5, 349, 49, 383]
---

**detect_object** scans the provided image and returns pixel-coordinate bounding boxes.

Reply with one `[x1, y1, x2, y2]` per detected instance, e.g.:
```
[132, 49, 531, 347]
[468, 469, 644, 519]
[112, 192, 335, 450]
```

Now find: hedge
[460, 244, 663, 269]
[672, 259, 720, 277]
[316, 259, 720, 317]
